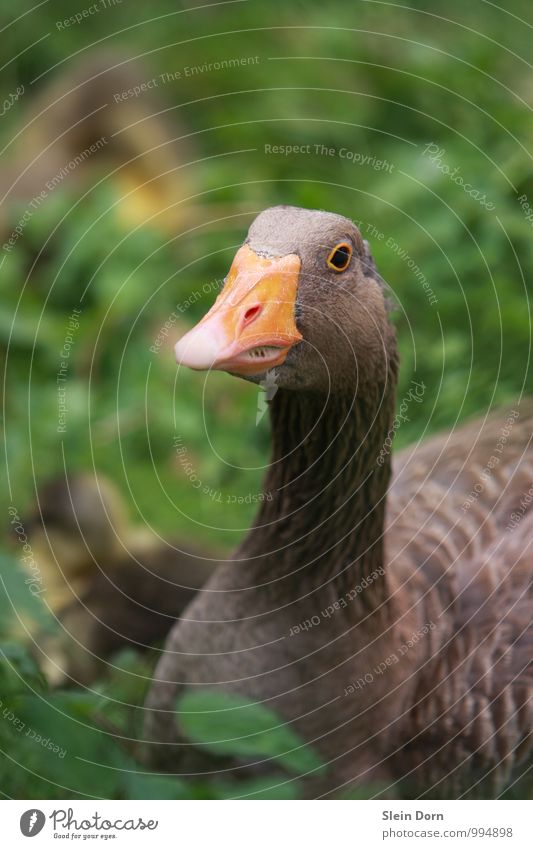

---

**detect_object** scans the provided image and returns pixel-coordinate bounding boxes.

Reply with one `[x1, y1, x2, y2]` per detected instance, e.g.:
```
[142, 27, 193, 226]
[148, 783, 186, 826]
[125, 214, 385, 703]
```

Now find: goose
[17, 474, 215, 686]
[0, 51, 254, 247]
[144, 206, 533, 798]
[0, 51, 192, 240]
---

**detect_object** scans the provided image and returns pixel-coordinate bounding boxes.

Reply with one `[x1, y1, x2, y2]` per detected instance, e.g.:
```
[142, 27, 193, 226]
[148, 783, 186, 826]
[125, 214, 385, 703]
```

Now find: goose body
[144, 206, 533, 798]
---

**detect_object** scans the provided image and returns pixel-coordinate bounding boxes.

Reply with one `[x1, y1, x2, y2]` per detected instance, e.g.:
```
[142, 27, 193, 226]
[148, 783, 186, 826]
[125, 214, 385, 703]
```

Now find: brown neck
[241, 377, 396, 603]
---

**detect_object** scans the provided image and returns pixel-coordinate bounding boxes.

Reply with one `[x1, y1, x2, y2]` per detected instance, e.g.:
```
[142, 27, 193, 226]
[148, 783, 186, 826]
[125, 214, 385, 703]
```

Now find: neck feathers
[243, 369, 397, 602]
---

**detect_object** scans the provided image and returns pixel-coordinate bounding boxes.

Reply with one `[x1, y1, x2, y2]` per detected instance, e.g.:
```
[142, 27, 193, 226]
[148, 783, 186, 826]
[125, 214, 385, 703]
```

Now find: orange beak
[174, 245, 303, 376]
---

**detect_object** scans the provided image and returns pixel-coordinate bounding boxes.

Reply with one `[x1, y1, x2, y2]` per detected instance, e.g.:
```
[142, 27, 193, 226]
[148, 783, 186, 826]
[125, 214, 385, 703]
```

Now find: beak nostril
[243, 304, 262, 326]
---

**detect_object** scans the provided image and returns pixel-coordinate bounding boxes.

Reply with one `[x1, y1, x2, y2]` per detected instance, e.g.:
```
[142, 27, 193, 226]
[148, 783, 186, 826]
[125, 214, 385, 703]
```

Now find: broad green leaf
[213, 775, 300, 800]
[124, 772, 189, 800]
[176, 690, 326, 776]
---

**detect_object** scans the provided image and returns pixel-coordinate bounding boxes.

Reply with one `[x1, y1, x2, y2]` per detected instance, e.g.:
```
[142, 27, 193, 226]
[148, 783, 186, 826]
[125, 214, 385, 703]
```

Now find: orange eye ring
[327, 242, 352, 272]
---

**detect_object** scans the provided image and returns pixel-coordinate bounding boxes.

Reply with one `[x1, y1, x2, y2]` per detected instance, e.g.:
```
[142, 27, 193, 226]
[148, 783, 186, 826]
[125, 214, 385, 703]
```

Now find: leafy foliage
[176, 689, 326, 776]
[0, 554, 320, 798]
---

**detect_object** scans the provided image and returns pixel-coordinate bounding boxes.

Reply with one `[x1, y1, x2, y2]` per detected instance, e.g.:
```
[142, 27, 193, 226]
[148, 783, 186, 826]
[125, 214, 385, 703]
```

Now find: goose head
[175, 205, 396, 393]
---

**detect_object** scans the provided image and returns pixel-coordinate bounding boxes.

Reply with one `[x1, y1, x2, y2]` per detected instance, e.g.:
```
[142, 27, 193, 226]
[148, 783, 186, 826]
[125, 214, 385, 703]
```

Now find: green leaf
[341, 782, 391, 799]
[176, 690, 326, 777]
[213, 775, 300, 800]
[0, 554, 57, 636]
[124, 772, 189, 800]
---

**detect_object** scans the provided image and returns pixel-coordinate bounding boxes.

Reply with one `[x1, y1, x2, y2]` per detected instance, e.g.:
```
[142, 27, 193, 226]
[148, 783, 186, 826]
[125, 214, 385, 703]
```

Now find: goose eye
[327, 242, 352, 272]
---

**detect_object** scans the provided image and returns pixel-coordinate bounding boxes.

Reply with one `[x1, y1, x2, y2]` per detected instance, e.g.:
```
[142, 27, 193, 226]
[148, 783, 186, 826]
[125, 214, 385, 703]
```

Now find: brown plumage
[18, 474, 215, 686]
[143, 206, 533, 798]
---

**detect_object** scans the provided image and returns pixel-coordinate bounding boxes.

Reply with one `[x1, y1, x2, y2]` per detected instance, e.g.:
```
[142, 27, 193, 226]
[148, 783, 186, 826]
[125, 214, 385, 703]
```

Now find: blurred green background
[0, 0, 531, 798]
